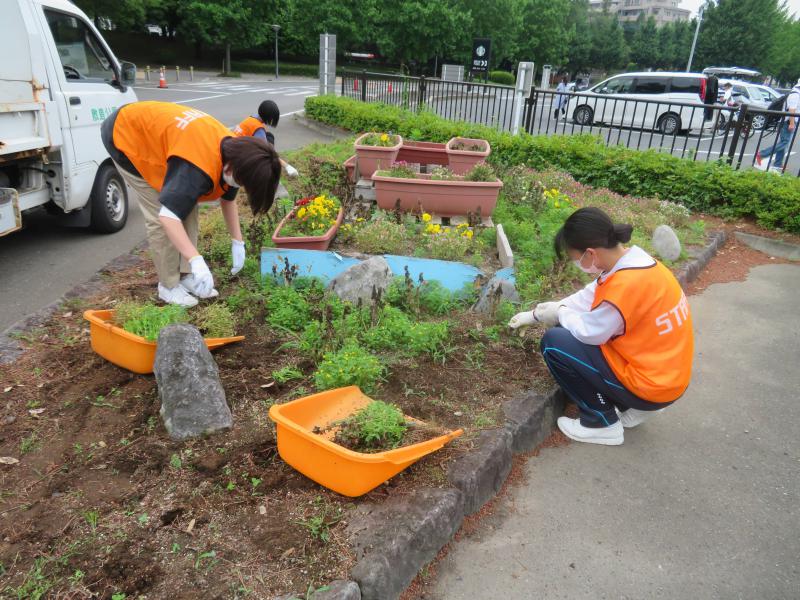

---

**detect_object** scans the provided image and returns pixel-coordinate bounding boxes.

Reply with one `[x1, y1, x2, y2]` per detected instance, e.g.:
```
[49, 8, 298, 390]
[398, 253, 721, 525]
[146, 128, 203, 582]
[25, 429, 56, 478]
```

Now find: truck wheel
[90, 164, 128, 233]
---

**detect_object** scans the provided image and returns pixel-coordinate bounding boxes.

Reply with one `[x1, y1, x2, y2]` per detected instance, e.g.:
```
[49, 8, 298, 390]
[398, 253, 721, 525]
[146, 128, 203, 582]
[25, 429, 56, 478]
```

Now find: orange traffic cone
[158, 68, 168, 89]
[353, 78, 359, 91]
[388, 82, 393, 93]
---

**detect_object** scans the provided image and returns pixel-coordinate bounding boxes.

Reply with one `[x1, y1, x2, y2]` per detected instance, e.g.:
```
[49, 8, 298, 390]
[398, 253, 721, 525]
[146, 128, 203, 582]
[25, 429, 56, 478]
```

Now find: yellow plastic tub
[268, 386, 463, 497]
[84, 309, 244, 374]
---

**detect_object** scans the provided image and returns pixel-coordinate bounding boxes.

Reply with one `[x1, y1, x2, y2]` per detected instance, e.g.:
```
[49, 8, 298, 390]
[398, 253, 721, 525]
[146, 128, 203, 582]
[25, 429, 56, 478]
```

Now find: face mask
[223, 169, 239, 188]
[574, 250, 603, 275]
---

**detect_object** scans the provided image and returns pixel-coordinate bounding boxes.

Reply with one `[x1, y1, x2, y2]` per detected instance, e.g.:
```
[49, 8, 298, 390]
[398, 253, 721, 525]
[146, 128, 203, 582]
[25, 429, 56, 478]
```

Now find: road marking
[174, 94, 228, 103]
[285, 90, 317, 96]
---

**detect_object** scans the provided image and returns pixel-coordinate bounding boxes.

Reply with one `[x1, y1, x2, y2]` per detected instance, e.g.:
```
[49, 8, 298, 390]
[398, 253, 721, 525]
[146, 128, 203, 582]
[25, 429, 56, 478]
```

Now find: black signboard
[471, 38, 491, 75]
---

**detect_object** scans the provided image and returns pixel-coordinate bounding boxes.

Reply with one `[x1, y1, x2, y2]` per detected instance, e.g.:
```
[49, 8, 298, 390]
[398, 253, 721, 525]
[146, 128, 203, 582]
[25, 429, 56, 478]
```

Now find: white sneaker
[769, 167, 784, 175]
[179, 274, 219, 299]
[617, 408, 665, 429]
[557, 417, 624, 446]
[753, 155, 769, 171]
[158, 283, 198, 307]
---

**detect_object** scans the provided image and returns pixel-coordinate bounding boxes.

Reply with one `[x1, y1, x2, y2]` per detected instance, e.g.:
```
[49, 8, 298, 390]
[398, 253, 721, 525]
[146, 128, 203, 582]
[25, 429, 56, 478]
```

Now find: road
[0, 75, 333, 333]
[429, 263, 800, 600]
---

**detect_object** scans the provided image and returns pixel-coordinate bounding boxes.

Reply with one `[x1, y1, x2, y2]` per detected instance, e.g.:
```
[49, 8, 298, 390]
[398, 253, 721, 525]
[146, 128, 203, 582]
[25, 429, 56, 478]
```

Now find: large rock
[652, 224, 682, 262]
[472, 275, 520, 313]
[447, 429, 512, 515]
[347, 488, 464, 600]
[328, 256, 393, 305]
[154, 324, 232, 441]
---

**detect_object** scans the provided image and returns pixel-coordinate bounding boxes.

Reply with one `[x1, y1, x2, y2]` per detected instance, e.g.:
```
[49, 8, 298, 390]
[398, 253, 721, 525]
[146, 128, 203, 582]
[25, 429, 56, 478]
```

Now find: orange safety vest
[233, 116, 266, 138]
[113, 101, 232, 202]
[592, 261, 694, 403]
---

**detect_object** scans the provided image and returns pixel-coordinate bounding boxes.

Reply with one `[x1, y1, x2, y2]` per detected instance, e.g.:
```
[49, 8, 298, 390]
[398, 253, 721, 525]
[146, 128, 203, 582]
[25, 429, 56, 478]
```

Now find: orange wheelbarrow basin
[268, 386, 463, 497]
[83, 309, 244, 375]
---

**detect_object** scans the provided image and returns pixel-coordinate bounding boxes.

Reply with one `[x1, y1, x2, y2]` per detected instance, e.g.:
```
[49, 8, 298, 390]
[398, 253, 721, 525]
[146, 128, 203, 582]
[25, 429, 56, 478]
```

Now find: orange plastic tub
[269, 386, 463, 497]
[84, 309, 244, 374]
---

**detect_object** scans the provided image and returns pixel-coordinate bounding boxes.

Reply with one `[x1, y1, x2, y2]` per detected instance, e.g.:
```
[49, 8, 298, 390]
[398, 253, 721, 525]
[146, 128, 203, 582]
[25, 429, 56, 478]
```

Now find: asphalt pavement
[429, 263, 800, 600]
[0, 74, 339, 333]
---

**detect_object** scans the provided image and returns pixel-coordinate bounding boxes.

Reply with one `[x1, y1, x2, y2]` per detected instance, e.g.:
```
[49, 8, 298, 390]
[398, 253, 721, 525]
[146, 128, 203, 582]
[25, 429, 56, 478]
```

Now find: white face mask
[223, 169, 239, 188]
[574, 249, 603, 275]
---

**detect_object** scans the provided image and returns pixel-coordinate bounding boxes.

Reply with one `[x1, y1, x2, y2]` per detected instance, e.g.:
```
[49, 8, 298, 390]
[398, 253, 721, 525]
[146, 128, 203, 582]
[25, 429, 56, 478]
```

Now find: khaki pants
[114, 163, 199, 288]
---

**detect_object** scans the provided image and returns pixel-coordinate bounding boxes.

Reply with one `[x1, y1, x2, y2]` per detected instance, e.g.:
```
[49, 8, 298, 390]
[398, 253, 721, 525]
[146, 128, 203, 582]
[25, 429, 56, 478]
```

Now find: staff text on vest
[655, 293, 690, 336]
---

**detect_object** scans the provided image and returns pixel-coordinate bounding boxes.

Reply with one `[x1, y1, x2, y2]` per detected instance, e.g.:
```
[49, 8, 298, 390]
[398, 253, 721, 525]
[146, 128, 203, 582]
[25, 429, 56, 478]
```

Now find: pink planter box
[272, 207, 344, 251]
[372, 173, 503, 217]
[446, 137, 491, 175]
[344, 155, 357, 183]
[396, 141, 449, 166]
[354, 133, 403, 179]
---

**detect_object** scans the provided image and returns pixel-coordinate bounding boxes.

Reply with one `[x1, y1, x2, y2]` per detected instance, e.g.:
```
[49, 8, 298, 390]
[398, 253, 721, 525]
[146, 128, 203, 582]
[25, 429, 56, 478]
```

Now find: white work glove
[533, 301, 561, 328]
[231, 239, 246, 275]
[284, 163, 299, 178]
[508, 311, 536, 330]
[189, 255, 215, 298]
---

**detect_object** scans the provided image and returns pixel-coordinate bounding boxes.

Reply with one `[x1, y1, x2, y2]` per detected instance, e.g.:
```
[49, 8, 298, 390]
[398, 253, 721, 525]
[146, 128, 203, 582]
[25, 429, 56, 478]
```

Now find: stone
[496, 224, 514, 268]
[652, 224, 682, 262]
[347, 488, 464, 600]
[447, 429, 512, 515]
[154, 324, 232, 441]
[503, 388, 566, 453]
[472, 275, 520, 313]
[313, 581, 361, 600]
[328, 256, 393, 306]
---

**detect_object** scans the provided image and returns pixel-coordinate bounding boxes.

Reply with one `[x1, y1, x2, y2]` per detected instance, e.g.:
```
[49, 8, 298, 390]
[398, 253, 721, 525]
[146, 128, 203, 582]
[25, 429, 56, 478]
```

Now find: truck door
[39, 7, 135, 167]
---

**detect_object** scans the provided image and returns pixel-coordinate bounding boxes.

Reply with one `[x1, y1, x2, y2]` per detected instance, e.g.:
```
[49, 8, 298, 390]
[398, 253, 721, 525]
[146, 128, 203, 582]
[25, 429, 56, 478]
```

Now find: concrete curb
[675, 230, 727, 289]
[292, 112, 353, 139]
[0, 242, 148, 365]
[734, 231, 800, 261]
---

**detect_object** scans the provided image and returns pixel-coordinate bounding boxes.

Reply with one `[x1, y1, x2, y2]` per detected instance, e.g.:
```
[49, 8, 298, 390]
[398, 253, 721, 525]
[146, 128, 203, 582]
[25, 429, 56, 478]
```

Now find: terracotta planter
[272, 206, 344, 251]
[446, 137, 491, 175]
[396, 141, 449, 166]
[344, 155, 357, 183]
[372, 173, 503, 217]
[354, 132, 403, 179]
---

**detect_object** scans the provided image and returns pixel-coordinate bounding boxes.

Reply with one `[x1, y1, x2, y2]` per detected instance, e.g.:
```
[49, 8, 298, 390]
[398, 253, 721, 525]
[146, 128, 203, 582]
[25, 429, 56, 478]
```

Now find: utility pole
[686, 2, 707, 72]
[271, 24, 281, 79]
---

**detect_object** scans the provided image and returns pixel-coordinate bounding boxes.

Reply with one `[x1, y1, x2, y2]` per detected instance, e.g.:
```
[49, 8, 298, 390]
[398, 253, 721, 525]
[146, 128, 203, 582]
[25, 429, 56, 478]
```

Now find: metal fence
[339, 71, 799, 176]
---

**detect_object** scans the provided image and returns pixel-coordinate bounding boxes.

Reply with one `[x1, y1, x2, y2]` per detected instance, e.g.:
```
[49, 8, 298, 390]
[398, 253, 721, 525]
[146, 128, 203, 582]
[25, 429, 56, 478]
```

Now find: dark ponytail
[554, 207, 633, 259]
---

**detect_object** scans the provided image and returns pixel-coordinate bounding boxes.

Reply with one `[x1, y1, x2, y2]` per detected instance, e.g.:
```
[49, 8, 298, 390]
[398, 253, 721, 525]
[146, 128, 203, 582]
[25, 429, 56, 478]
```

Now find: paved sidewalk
[430, 264, 800, 600]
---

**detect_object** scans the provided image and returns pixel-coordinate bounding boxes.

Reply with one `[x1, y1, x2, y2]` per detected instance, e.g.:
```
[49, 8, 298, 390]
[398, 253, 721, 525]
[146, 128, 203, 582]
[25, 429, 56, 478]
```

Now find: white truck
[1, 0, 137, 236]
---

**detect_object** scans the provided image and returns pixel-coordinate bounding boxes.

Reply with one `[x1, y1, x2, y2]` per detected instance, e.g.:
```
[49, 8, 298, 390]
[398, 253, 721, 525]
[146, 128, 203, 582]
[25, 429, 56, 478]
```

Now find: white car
[717, 79, 781, 130]
[566, 72, 708, 135]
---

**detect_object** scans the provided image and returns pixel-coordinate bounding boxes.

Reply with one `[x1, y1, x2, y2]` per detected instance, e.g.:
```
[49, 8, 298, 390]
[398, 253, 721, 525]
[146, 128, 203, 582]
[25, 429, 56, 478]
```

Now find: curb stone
[675, 230, 727, 289]
[734, 231, 800, 261]
[0, 242, 148, 365]
[292, 112, 353, 139]
[447, 428, 513, 516]
[503, 387, 567, 453]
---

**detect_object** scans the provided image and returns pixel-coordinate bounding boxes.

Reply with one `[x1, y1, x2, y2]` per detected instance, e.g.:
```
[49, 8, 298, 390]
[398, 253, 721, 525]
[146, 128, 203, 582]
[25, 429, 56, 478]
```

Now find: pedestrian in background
[555, 77, 569, 120]
[755, 78, 800, 173]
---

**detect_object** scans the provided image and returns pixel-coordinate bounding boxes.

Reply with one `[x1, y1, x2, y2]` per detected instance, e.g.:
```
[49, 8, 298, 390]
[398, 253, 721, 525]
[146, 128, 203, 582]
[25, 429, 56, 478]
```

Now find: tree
[460, 0, 522, 69]
[590, 13, 628, 73]
[73, 0, 147, 30]
[515, 0, 574, 67]
[179, 0, 278, 73]
[565, 0, 593, 77]
[766, 17, 800, 85]
[630, 14, 659, 69]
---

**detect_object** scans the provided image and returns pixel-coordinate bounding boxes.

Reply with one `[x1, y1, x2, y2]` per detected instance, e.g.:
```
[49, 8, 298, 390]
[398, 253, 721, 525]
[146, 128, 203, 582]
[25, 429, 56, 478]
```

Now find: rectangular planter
[396, 141, 449, 167]
[446, 137, 491, 175]
[354, 132, 403, 179]
[344, 155, 357, 183]
[83, 309, 244, 374]
[268, 386, 463, 497]
[271, 206, 344, 251]
[372, 173, 503, 217]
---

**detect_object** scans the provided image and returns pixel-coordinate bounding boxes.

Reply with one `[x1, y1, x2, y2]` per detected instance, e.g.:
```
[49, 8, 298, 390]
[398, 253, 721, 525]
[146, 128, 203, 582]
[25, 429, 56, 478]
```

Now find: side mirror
[121, 61, 137, 86]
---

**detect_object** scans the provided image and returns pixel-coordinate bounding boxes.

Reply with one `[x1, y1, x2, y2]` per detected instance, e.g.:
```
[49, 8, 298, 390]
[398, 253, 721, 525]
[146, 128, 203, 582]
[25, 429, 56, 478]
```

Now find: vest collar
[597, 246, 656, 285]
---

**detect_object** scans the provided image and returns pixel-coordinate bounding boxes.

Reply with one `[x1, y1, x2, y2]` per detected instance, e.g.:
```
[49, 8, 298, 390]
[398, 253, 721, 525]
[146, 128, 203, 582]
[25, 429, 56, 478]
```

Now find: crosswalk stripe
[285, 90, 316, 96]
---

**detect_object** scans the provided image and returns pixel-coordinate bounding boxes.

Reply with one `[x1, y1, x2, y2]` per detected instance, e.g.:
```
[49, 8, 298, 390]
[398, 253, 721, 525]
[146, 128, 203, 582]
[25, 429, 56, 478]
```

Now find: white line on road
[174, 94, 229, 103]
[285, 90, 317, 96]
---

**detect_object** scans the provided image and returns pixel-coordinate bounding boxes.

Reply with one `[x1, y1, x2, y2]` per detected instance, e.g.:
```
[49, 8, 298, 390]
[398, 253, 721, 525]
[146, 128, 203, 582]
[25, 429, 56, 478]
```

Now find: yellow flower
[356, 217, 365, 222]
[380, 133, 389, 143]
[297, 207, 307, 218]
[457, 222, 468, 228]
[443, 227, 450, 234]
[422, 213, 431, 222]
[464, 230, 474, 239]
[554, 200, 560, 208]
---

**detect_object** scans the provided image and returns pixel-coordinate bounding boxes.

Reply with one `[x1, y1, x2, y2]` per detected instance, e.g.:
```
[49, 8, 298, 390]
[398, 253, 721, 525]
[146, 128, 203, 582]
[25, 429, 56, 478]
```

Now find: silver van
[566, 72, 708, 135]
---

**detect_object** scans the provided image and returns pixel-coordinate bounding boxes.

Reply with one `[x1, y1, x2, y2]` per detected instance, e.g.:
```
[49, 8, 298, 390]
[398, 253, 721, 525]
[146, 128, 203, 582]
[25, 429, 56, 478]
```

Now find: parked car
[717, 79, 781, 130]
[565, 72, 707, 135]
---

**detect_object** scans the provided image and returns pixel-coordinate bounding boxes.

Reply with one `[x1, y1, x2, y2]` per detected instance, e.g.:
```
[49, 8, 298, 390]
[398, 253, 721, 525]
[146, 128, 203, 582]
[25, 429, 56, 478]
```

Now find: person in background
[508, 207, 694, 446]
[555, 77, 569, 120]
[102, 100, 281, 307]
[703, 73, 719, 130]
[755, 78, 800, 173]
[233, 99, 299, 178]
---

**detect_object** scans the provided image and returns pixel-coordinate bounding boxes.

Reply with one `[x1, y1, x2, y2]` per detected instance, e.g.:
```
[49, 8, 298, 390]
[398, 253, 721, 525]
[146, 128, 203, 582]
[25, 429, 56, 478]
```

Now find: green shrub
[113, 302, 188, 342]
[265, 286, 310, 332]
[304, 95, 800, 233]
[272, 365, 304, 384]
[313, 342, 386, 393]
[488, 71, 515, 86]
[335, 400, 407, 451]
[464, 163, 496, 182]
[230, 60, 319, 78]
[193, 304, 236, 338]
[352, 219, 408, 254]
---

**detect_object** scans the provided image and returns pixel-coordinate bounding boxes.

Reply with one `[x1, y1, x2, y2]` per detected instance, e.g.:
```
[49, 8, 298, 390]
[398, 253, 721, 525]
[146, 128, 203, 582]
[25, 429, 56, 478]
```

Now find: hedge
[488, 70, 515, 86]
[304, 95, 800, 233]
[231, 60, 319, 78]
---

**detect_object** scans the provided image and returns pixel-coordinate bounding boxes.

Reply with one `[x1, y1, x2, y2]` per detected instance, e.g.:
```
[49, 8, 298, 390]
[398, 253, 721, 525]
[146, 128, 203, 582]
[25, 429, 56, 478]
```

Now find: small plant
[113, 301, 188, 342]
[313, 342, 385, 393]
[359, 132, 399, 147]
[352, 218, 408, 254]
[265, 285, 311, 332]
[193, 303, 236, 338]
[464, 163, 496, 182]
[424, 226, 474, 261]
[279, 194, 341, 237]
[272, 365, 304, 384]
[429, 165, 457, 180]
[194, 550, 218, 571]
[381, 161, 417, 178]
[83, 509, 99, 532]
[169, 453, 182, 469]
[450, 139, 487, 152]
[335, 400, 407, 451]
[20, 432, 39, 455]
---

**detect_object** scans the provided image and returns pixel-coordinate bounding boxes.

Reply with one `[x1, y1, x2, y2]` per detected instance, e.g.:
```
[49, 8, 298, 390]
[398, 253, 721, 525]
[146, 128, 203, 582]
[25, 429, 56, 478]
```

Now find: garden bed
[0, 136, 720, 599]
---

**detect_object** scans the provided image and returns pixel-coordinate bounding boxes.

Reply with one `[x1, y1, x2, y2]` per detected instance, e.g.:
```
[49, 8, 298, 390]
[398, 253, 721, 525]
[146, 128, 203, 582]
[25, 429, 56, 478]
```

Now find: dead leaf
[3, 386, 12, 393]
[260, 382, 276, 389]
[62, 312, 73, 318]
[0, 457, 20, 465]
[28, 408, 46, 417]
[98, 440, 107, 448]
[281, 547, 295, 559]
[259, 505, 267, 515]
[186, 518, 196, 533]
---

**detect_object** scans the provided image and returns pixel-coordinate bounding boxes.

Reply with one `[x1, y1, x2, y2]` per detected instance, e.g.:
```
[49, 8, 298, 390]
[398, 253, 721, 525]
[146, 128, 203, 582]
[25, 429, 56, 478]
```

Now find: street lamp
[686, 1, 709, 72]
[271, 24, 281, 79]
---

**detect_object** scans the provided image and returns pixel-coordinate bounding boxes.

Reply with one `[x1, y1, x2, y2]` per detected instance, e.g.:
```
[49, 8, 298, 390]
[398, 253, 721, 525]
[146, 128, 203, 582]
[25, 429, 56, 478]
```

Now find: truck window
[45, 10, 115, 83]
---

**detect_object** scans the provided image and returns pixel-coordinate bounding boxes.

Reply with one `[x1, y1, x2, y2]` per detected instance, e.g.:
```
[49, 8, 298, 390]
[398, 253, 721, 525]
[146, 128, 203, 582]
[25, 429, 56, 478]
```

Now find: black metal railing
[340, 71, 799, 176]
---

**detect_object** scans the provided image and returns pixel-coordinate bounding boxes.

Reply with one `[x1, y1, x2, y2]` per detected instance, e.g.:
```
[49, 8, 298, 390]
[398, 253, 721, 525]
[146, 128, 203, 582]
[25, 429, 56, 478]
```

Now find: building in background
[589, 0, 690, 26]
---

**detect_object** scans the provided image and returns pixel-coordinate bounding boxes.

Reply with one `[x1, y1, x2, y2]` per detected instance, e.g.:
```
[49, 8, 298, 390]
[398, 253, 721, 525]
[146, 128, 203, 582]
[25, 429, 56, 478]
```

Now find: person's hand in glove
[284, 163, 299, 178]
[533, 301, 561, 327]
[189, 255, 216, 298]
[231, 239, 245, 275]
[508, 310, 536, 330]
